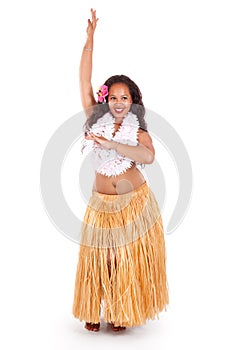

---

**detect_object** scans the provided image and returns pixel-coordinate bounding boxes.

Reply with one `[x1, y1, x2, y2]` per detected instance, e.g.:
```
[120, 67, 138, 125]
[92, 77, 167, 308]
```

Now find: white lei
[81, 111, 140, 177]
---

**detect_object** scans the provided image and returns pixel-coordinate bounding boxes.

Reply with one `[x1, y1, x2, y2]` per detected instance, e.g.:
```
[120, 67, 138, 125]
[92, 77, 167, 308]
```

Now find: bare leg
[107, 247, 112, 278]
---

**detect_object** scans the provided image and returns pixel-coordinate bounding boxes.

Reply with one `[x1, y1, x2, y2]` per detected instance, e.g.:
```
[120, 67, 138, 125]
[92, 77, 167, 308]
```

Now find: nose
[114, 101, 125, 107]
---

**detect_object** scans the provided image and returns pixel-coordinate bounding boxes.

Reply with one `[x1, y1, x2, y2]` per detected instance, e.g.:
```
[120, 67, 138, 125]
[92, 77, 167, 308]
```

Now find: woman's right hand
[86, 8, 99, 37]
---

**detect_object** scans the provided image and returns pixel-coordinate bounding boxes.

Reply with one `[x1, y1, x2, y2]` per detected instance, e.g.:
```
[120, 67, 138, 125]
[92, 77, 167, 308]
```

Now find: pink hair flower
[97, 85, 108, 103]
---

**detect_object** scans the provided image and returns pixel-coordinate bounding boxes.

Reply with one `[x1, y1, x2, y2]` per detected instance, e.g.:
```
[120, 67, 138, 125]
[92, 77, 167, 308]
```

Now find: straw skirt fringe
[72, 181, 169, 327]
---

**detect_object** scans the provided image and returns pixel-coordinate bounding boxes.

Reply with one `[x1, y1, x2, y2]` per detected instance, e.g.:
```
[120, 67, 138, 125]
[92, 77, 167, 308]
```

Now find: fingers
[85, 132, 99, 141]
[85, 134, 94, 140]
[85, 133, 107, 147]
[91, 8, 96, 19]
[90, 8, 99, 25]
[90, 133, 101, 142]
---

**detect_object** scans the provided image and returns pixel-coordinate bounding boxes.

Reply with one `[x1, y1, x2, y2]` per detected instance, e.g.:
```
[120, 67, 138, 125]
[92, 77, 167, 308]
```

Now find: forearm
[111, 141, 155, 164]
[79, 35, 94, 83]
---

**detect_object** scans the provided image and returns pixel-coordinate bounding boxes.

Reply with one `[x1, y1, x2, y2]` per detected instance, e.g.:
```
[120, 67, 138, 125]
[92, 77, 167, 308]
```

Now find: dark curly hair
[83, 75, 147, 132]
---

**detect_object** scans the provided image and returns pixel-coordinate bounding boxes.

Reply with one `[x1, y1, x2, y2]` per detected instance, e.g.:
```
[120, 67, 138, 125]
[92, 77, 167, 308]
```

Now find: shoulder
[137, 128, 155, 152]
[138, 128, 152, 141]
[138, 127, 148, 133]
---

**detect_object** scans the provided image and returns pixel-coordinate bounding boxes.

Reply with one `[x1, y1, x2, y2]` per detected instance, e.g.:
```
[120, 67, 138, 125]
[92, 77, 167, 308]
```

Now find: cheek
[108, 104, 115, 114]
[125, 101, 132, 109]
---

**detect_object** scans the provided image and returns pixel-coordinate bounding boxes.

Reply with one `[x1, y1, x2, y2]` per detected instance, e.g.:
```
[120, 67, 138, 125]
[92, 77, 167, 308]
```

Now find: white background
[1, 0, 233, 349]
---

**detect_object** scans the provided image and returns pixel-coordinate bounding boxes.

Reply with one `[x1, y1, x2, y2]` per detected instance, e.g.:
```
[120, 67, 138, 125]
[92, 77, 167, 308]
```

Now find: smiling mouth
[114, 108, 124, 114]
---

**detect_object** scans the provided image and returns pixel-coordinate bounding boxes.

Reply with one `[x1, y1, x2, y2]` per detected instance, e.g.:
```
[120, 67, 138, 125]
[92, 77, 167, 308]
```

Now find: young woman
[72, 9, 169, 332]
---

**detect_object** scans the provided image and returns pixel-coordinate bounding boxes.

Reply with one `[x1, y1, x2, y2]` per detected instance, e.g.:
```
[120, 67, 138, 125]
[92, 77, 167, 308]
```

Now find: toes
[112, 326, 126, 332]
[85, 322, 91, 330]
[109, 322, 126, 331]
[85, 322, 100, 332]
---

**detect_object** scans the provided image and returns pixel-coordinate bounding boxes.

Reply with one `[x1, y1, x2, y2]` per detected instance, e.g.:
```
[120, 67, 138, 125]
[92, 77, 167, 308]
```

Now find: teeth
[115, 109, 123, 112]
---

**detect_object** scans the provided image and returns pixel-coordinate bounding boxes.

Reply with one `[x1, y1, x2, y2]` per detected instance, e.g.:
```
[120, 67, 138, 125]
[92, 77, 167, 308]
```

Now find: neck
[114, 116, 125, 124]
[110, 111, 129, 125]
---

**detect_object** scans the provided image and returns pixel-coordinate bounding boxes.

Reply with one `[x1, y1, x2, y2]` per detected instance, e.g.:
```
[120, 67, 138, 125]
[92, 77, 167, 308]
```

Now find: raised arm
[80, 9, 99, 115]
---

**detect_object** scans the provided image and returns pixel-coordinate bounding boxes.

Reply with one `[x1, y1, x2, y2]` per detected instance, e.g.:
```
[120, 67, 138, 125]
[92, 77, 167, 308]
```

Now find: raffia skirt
[72, 181, 169, 327]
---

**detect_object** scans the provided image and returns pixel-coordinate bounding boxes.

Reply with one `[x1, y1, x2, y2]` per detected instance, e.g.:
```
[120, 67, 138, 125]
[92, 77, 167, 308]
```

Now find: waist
[93, 164, 146, 195]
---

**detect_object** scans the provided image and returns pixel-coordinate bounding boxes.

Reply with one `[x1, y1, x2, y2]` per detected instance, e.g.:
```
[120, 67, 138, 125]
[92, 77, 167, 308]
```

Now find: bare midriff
[92, 163, 146, 195]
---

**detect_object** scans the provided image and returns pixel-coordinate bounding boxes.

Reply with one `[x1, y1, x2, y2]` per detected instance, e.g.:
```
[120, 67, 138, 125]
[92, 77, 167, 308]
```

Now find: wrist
[84, 40, 93, 50]
[85, 35, 94, 44]
[111, 141, 119, 150]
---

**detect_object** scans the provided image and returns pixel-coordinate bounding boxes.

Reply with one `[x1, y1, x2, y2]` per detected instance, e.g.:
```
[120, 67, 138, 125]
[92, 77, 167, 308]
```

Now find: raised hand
[86, 8, 99, 37]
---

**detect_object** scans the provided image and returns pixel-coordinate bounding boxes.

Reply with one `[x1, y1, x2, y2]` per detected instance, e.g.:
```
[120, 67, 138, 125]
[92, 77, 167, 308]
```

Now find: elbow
[143, 152, 155, 164]
[147, 153, 155, 164]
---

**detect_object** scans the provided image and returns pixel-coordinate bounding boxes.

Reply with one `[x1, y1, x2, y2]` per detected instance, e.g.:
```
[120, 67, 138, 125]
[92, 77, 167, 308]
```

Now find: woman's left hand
[85, 132, 113, 150]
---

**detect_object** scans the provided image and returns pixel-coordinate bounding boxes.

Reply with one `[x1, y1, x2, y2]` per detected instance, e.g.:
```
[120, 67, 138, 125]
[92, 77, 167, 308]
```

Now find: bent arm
[87, 130, 155, 164]
[112, 139, 155, 164]
[114, 130, 155, 164]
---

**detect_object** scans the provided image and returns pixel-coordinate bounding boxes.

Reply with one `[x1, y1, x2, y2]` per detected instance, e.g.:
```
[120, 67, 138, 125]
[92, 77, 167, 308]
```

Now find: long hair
[83, 75, 147, 132]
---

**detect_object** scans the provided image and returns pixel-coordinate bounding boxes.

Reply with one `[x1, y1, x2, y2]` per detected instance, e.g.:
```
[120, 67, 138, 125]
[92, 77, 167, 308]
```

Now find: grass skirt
[72, 181, 169, 327]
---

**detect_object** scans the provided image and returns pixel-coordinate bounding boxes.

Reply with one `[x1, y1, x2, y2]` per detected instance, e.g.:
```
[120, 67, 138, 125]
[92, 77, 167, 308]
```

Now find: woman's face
[108, 83, 133, 119]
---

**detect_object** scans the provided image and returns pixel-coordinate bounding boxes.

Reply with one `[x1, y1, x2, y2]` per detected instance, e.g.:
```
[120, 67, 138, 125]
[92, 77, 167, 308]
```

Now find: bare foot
[109, 322, 126, 332]
[85, 322, 100, 332]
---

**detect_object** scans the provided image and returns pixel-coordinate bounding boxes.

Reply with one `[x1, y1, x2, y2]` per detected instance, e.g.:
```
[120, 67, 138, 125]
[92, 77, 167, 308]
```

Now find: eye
[122, 96, 128, 100]
[110, 96, 116, 100]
